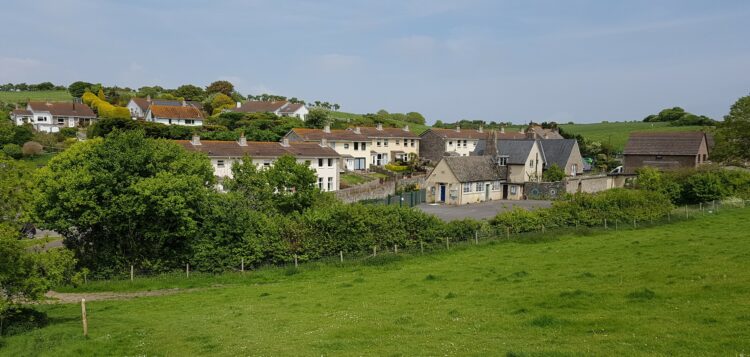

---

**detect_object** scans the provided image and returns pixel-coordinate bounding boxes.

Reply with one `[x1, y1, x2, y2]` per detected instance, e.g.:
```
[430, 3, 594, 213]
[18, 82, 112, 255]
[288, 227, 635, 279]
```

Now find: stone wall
[335, 179, 396, 204]
[565, 175, 625, 194]
[524, 181, 566, 200]
[419, 130, 446, 163]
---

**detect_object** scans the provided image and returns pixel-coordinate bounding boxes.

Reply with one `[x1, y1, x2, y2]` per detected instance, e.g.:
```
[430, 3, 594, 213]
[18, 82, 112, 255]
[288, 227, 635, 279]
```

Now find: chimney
[500, 126, 505, 134]
[236, 101, 242, 108]
[376, 123, 383, 131]
[146, 95, 151, 102]
[519, 128, 525, 134]
[455, 125, 460, 133]
[191, 135, 201, 146]
[402, 125, 409, 132]
[544, 133, 549, 139]
[320, 138, 328, 147]
[281, 137, 290, 147]
[354, 126, 361, 134]
[323, 124, 331, 133]
[238, 133, 247, 146]
[182, 100, 187, 107]
[487, 130, 499, 158]
[478, 126, 483, 133]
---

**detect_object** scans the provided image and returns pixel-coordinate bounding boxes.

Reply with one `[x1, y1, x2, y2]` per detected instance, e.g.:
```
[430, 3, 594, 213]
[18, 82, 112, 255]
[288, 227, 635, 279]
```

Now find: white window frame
[217, 160, 225, 168]
[344, 143, 350, 149]
[463, 183, 471, 193]
[476, 182, 484, 192]
[327, 177, 333, 191]
[510, 185, 517, 195]
[492, 181, 501, 190]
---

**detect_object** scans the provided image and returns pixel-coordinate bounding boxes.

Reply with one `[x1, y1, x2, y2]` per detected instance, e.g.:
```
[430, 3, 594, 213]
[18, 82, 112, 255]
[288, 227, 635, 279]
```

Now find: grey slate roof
[473, 139, 536, 164]
[539, 139, 577, 168]
[442, 156, 507, 182]
[624, 132, 706, 156]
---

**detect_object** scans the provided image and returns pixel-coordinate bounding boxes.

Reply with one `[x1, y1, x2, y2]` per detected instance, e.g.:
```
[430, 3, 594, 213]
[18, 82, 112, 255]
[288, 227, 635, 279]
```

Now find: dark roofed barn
[623, 131, 709, 174]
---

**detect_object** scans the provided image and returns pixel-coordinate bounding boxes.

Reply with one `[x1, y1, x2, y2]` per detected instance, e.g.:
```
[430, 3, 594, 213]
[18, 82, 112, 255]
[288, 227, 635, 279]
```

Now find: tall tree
[174, 84, 205, 101]
[713, 94, 750, 164]
[305, 108, 330, 129]
[33, 130, 215, 274]
[206, 80, 235, 97]
[67, 81, 93, 98]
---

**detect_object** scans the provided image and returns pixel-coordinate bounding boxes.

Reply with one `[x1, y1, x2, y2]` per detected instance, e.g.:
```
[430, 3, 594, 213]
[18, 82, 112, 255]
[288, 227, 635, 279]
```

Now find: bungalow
[177, 135, 341, 192]
[10, 101, 97, 133]
[419, 126, 527, 163]
[284, 123, 420, 170]
[231, 100, 309, 121]
[146, 104, 205, 126]
[127, 96, 202, 119]
[623, 131, 709, 174]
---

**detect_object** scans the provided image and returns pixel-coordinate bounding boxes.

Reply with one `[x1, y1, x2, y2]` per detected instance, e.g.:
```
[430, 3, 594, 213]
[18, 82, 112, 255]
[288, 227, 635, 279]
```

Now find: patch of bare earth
[44, 288, 203, 304]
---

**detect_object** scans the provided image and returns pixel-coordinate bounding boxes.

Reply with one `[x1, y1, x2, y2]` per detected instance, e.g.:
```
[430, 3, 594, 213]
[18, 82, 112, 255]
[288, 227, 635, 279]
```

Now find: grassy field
[559, 121, 708, 151]
[330, 111, 431, 135]
[340, 172, 378, 187]
[2, 208, 749, 355]
[0, 91, 72, 103]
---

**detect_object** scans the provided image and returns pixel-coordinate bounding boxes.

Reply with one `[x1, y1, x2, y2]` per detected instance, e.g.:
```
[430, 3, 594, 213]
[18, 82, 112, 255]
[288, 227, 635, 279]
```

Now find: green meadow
[2, 208, 749, 356]
[559, 121, 708, 151]
[0, 91, 73, 103]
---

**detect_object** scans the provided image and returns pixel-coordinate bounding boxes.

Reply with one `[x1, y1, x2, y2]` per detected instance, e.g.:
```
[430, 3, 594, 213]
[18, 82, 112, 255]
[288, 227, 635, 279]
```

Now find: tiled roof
[423, 128, 488, 139]
[473, 139, 537, 164]
[289, 128, 365, 141]
[132, 98, 201, 111]
[442, 156, 508, 182]
[356, 126, 419, 138]
[150, 105, 204, 120]
[233, 101, 288, 113]
[528, 126, 564, 139]
[278, 102, 305, 114]
[27, 101, 96, 117]
[131, 97, 151, 111]
[624, 132, 706, 156]
[539, 139, 578, 168]
[176, 140, 340, 158]
[11, 109, 32, 115]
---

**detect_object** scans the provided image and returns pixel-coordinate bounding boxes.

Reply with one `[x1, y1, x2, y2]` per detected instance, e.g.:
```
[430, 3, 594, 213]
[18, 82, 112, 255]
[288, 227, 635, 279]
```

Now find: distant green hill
[329, 111, 430, 135]
[559, 121, 709, 151]
[0, 90, 73, 103]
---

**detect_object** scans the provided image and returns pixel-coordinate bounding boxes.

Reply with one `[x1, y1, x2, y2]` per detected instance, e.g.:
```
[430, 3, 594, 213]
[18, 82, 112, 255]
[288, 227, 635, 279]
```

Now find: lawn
[2, 208, 749, 356]
[340, 172, 377, 187]
[559, 121, 708, 152]
[0, 90, 72, 103]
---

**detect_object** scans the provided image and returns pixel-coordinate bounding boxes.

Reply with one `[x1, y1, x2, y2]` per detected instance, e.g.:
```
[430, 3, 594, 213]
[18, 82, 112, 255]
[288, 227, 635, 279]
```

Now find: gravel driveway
[416, 199, 552, 221]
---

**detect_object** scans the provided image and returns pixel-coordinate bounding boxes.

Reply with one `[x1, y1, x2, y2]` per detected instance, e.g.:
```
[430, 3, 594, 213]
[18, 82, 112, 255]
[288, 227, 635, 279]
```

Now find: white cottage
[231, 100, 309, 121]
[10, 101, 97, 133]
[145, 104, 204, 126]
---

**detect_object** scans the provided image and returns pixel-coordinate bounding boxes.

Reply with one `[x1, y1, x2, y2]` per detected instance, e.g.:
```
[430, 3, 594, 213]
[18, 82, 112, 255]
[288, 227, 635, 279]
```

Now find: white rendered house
[10, 101, 97, 133]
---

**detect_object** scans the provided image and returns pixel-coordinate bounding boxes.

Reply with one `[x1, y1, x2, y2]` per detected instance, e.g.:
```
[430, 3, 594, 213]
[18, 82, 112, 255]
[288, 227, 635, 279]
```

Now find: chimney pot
[146, 95, 151, 102]
[281, 138, 290, 147]
[500, 127, 505, 133]
[402, 125, 409, 132]
[320, 138, 328, 147]
[238, 133, 247, 146]
[354, 126, 361, 134]
[478, 126, 483, 133]
[191, 135, 201, 146]
[323, 124, 331, 133]
[455, 126, 460, 133]
[236, 101, 242, 108]
[376, 123, 383, 131]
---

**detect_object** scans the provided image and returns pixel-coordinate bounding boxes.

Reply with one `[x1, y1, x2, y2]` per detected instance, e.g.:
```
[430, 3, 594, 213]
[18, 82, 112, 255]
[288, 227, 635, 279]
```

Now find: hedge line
[82, 91, 130, 119]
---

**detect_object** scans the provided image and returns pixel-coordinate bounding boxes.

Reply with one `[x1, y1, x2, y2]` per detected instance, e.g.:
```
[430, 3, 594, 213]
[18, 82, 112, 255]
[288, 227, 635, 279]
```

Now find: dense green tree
[33, 130, 215, 274]
[713, 94, 750, 164]
[305, 108, 330, 129]
[0, 155, 33, 230]
[174, 84, 205, 101]
[67, 81, 93, 98]
[642, 107, 715, 126]
[205, 93, 235, 115]
[542, 163, 566, 182]
[226, 155, 319, 214]
[0, 227, 47, 322]
[405, 112, 426, 125]
[35, 82, 55, 90]
[206, 80, 235, 97]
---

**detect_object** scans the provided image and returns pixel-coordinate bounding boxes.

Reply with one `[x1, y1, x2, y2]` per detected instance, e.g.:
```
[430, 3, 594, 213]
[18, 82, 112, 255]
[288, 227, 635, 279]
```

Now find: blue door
[439, 184, 446, 202]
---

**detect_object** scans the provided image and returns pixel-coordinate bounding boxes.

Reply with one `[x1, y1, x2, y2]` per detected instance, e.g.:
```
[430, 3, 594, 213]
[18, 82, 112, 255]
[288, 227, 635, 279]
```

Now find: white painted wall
[127, 100, 145, 118]
[208, 156, 340, 191]
[444, 138, 478, 157]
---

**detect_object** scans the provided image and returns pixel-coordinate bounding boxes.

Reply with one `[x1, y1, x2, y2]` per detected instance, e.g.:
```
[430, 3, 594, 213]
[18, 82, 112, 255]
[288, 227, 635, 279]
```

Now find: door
[439, 184, 446, 202]
[502, 184, 508, 199]
[485, 184, 491, 200]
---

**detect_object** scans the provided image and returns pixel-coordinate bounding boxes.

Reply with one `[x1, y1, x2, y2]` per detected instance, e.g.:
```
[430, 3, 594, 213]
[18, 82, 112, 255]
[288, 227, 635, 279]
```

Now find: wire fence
[79, 199, 749, 283]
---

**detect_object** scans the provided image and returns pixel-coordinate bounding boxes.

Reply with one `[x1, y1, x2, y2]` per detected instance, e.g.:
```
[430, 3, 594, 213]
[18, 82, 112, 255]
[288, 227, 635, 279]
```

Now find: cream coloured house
[176, 135, 341, 192]
[284, 123, 419, 170]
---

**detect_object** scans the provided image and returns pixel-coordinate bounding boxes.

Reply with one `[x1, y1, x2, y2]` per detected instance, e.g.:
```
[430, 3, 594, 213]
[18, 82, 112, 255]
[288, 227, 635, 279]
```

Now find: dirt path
[44, 288, 202, 304]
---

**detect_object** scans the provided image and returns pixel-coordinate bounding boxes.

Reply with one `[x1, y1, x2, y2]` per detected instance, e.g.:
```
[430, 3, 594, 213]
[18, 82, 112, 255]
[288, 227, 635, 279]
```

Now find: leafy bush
[58, 127, 78, 138]
[21, 141, 43, 157]
[2, 143, 22, 159]
[385, 163, 409, 172]
[543, 163, 566, 182]
[637, 166, 750, 204]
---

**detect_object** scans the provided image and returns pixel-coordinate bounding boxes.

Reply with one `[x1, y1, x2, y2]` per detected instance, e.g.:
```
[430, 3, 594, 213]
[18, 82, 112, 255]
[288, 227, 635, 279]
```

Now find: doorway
[439, 184, 446, 202]
[502, 184, 508, 199]
[485, 184, 491, 200]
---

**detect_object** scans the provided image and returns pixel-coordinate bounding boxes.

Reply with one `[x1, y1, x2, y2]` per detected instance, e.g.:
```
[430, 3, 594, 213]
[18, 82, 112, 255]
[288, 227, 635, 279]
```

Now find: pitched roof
[131, 97, 151, 111]
[176, 139, 340, 158]
[278, 102, 305, 114]
[422, 128, 489, 139]
[624, 132, 706, 156]
[233, 101, 289, 113]
[27, 101, 96, 117]
[288, 128, 365, 141]
[132, 98, 201, 111]
[539, 139, 578, 168]
[527, 125, 564, 139]
[11, 109, 32, 116]
[150, 105, 204, 120]
[356, 126, 419, 138]
[442, 156, 508, 182]
[473, 139, 537, 164]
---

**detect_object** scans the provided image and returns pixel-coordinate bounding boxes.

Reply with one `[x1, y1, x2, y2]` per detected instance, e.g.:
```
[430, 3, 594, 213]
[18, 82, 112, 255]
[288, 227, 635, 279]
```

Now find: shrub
[543, 163, 566, 182]
[58, 127, 78, 139]
[385, 163, 409, 172]
[21, 141, 43, 157]
[2, 143, 22, 159]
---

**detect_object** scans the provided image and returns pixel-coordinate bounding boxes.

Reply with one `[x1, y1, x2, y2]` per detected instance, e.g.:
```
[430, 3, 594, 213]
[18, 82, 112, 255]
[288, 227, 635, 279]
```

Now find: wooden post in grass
[604, 218, 608, 230]
[186, 263, 190, 278]
[420, 241, 424, 254]
[81, 298, 88, 337]
[446, 237, 450, 250]
[130, 265, 134, 282]
[685, 205, 688, 219]
[340, 251, 343, 263]
[241, 258, 244, 273]
[373, 246, 377, 257]
[506, 227, 510, 240]
[474, 231, 478, 244]
[394, 244, 398, 254]
[294, 255, 298, 268]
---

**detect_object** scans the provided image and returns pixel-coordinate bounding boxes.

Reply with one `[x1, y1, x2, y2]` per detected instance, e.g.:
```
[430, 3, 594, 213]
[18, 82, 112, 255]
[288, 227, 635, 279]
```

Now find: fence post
[604, 218, 608, 230]
[81, 298, 88, 337]
[186, 263, 190, 278]
[474, 230, 478, 244]
[394, 244, 398, 254]
[241, 258, 244, 273]
[130, 265, 134, 282]
[340, 250, 343, 263]
[446, 237, 450, 250]
[294, 254, 298, 268]
[420, 241, 424, 254]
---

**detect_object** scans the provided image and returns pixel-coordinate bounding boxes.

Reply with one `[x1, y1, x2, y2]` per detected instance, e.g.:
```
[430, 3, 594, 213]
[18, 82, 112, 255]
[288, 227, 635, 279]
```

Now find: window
[472, 141, 476, 146]
[217, 160, 225, 168]
[263, 160, 272, 167]
[318, 158, 324, 167]
[411, 139, 415, 147]
[344, 143, 350, 149]
[327, 177, 333, 191]
[702, 154, 707, 162]
[396, 140, 400, 145]
[354, 142, 359, 150]
[463, 183, 471, 193]
[377, 140, 382, 147]
[361, 142, 366, 150]
[327, 158, 333, 167]
[529, 160, 534, 168]
[476, 182, 484, 192]
[384, 139, 388, 147]
[330, 142, 336, 148]
[354, 158, 366, 170]
[404, 140, 408, 147]
[510, 185, 517, 194]
[463, 140, 467, 147]
[38, 116, 48, 122]
[448, 141, 453, 146]
[318, 177, 324, 189]
[498, 157, 508, 166]
[185, 120, 194, 125]
[57, 117, 65, 125]
[492, 181, 501, 190]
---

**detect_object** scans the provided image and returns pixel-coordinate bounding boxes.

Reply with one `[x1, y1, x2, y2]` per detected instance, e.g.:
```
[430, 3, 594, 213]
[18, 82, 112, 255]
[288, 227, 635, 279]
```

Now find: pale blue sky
[2, 0, 749, 124]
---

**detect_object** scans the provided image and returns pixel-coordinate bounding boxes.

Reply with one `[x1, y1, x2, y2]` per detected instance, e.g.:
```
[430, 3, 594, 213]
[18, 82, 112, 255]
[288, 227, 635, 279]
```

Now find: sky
[1, 0, 749, 124]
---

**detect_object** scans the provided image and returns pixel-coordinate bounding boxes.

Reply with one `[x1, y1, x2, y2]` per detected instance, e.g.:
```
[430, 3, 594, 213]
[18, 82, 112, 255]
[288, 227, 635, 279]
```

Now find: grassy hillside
[560, 121, 708, 151]
[0, 90, 73, 103]
[4, 208, 749, 355]
[330, 111, 431, 135]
